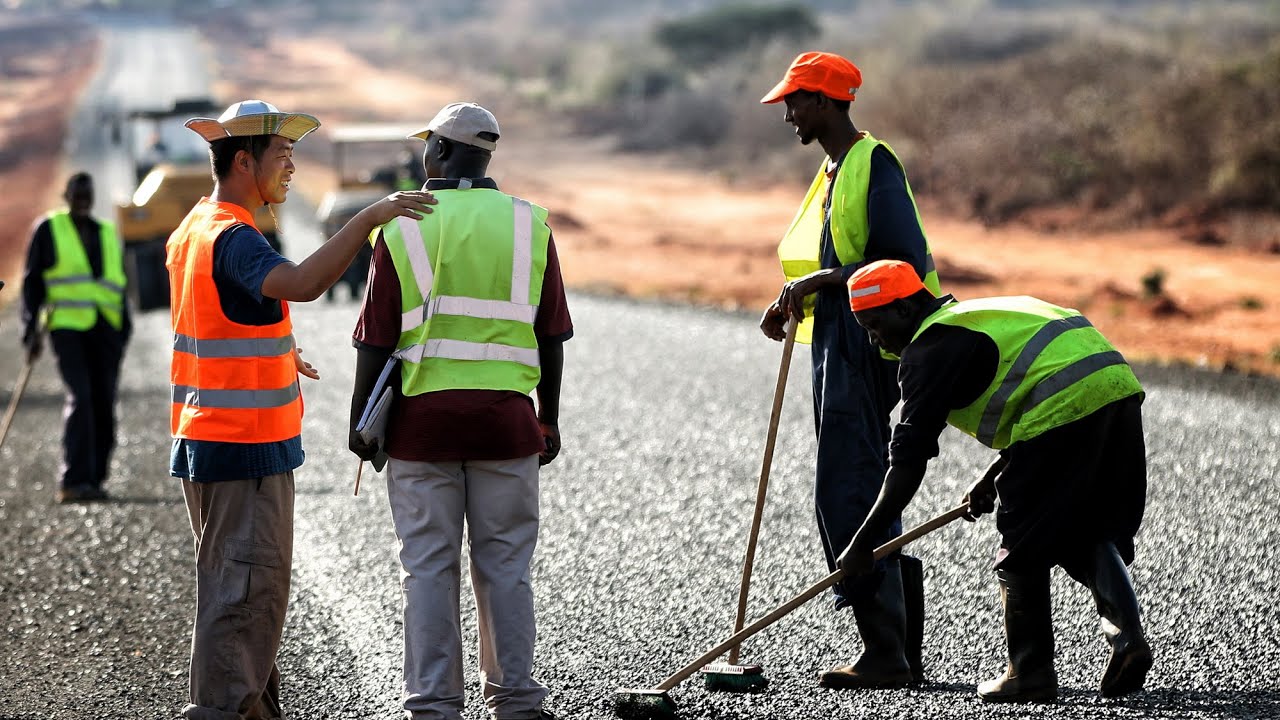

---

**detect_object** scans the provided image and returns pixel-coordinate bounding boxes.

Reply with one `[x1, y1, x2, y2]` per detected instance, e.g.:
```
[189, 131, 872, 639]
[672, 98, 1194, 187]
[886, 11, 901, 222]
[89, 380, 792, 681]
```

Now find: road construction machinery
[314, 123, 423, 301]
[114, 98, 283, 311]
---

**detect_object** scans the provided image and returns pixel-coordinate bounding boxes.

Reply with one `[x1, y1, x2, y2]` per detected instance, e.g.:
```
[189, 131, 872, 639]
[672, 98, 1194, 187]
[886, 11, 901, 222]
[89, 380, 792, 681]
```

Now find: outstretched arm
[262, 191, 435, 302]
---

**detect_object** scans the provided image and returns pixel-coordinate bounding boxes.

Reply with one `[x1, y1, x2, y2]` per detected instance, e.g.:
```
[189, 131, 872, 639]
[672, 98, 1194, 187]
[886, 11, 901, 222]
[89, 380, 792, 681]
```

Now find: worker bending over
[838, 259, 1153, 703]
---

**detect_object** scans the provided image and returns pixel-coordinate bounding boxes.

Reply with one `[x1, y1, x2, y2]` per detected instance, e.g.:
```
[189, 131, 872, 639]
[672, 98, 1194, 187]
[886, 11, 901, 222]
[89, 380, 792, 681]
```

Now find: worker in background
[838, 259, 1152, 703]
[21, 172, 130, 504]
[171, 100, 435, 720]
[349, 101, 570, 720]
[757, 51, 941, 688]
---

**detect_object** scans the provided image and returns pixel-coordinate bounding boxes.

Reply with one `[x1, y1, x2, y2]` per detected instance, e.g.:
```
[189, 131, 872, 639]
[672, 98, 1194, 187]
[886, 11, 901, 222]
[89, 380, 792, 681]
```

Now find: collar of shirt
[423, 177, 499, 191]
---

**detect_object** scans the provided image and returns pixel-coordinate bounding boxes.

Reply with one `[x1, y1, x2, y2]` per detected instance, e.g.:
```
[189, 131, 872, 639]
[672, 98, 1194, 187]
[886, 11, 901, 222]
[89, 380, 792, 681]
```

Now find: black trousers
[994, 394, 1148, 576]
[50, 325, 125, 490]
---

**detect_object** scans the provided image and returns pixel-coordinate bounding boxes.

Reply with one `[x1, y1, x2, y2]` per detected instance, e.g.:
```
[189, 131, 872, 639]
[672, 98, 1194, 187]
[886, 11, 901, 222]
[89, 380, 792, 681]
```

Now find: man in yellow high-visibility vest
[20, 172, 130, 504]
[838, 259, 1152, 704]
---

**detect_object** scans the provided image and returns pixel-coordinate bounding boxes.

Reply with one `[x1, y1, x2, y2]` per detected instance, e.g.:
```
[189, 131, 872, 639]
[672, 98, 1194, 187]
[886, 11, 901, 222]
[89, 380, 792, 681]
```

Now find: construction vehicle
[115, 98, 283, 311]
[315, 123, 424, 301]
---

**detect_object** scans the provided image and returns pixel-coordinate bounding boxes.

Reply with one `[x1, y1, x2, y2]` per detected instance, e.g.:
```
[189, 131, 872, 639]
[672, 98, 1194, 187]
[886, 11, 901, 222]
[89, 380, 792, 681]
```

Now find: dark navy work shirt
[810, 143, 932, 417]
[170, 224, 303, 482]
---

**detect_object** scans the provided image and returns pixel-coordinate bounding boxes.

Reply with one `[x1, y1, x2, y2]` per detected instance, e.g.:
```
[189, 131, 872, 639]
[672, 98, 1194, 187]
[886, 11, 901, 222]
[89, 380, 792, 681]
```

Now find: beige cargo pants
[181, 472, 294, 720]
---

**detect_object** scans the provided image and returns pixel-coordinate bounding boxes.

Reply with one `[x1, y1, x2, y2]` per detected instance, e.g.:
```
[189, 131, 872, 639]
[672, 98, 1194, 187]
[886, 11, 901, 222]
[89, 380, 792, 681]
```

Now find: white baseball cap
[185, 99, 321, 143]
[408, 102, 500, 151]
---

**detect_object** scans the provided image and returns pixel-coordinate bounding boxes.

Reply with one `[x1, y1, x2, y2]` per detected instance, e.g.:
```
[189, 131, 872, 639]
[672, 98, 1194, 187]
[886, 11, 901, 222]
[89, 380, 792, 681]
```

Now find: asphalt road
[3, 12, 1280, 720]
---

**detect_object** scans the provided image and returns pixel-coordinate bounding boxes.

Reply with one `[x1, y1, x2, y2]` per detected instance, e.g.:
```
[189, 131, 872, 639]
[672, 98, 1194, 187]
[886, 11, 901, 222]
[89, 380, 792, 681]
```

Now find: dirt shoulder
[5, 18, 1275, 378]
[211, 32, 1280, 378]
[0, 15, 98, 287]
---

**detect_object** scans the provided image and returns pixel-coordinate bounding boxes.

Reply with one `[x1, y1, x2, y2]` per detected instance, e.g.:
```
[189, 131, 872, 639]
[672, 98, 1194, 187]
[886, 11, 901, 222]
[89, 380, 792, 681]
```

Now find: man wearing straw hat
[348, 101, 570, 720]
[170, 99, 435, 720]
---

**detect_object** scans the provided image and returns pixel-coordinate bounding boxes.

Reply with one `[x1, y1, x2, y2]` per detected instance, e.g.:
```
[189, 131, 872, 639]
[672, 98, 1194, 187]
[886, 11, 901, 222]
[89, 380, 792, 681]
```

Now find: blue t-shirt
[171, 223, 304, 483]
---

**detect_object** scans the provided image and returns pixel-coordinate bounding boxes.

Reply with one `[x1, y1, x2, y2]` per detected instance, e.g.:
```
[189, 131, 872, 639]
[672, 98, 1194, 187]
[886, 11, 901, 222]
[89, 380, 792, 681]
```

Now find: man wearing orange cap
[759, 51, 941, 688]
[170, 99, 436, 719]
[837, 259, 1152, 703]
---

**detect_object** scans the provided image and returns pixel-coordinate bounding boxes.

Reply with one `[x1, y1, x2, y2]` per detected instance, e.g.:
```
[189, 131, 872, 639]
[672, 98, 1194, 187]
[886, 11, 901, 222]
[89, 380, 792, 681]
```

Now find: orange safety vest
[166, 198, 302, 443]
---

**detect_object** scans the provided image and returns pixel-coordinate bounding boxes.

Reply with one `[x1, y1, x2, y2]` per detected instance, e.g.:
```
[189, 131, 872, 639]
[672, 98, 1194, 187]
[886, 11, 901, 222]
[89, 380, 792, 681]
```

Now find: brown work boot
[56, 484, 97, 504]
[978, 569, 1058, 703]
[819, 662, 913, 689]
[819, 562, 914, 690]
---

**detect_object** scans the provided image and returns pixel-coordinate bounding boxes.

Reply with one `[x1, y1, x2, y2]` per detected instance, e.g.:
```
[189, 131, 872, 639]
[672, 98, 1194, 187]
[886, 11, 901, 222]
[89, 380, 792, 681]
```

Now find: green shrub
[655, 3, 818, 68]
[1141, 268, 1166, 298]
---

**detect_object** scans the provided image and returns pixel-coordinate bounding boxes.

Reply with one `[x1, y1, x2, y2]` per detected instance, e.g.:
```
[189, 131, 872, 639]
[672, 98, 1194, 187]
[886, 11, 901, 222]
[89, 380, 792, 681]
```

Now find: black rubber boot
[978, 569, 1058, 703]
[1087, 542, 1153, 698]
[819, 562, 914, 689]
[900, 554, 926, 683]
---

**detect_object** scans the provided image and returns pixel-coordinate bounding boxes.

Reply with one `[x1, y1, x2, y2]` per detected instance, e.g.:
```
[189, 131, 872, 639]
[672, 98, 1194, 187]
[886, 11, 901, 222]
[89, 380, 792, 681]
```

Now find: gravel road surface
[2, 12, 1278, 720]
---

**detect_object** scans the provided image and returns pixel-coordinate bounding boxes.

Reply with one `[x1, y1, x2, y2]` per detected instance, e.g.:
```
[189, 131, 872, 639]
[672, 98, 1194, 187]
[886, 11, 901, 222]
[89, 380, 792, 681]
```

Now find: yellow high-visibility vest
[777, 133, 940, 344]
[42, 211, 126, 331]
[383, 187, 550, 395]
[914, 296, 1144, 449]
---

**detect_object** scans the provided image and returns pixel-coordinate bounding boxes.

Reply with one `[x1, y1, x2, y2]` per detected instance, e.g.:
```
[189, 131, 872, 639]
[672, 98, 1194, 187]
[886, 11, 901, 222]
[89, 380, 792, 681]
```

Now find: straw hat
[185, 99, 320, 143]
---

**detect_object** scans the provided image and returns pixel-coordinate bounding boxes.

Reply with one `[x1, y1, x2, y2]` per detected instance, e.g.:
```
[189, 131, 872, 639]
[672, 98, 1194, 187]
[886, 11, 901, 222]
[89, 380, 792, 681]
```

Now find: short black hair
[209, 135, 272, 181]
[65, 171, 92, 189]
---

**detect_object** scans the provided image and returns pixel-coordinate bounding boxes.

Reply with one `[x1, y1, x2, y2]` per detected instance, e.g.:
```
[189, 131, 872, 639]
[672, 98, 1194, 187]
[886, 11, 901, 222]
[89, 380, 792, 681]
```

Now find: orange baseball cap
[847, 260, 930, 312]
[760, 51, 862, 104]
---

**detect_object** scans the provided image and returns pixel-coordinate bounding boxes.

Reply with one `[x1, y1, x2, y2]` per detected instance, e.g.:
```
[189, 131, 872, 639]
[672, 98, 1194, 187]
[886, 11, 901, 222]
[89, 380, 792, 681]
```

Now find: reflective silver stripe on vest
[172, 382, 300, 409]
[511, 198, 533, 304]
[1017, 350, 1128, 421]
[401, 296, 537, 329]
[46, 274, 96, 286]
[172, 333, 295, 359]
[399, 197, 540, 334]
[49, 300, 98, 309]
[398, 215, 435, 307]
[395, 338, 540, 367]
[99, 279, 125, 293]
[977, 314, 1092, 446]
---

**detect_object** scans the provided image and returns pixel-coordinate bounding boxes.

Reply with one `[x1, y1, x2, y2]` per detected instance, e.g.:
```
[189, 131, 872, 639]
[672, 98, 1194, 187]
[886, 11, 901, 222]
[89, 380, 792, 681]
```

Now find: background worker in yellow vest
[757, 51, 941, 688]
[171, 100, 435, 720]
[20, 172, 130, 504]
[348, 102, 571, 720]
[838, 260, 1152, 704]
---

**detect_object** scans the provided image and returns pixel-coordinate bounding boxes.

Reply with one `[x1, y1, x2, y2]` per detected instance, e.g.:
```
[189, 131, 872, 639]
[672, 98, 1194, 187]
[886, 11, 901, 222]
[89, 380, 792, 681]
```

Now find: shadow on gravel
[1122, 688, 1280, 718]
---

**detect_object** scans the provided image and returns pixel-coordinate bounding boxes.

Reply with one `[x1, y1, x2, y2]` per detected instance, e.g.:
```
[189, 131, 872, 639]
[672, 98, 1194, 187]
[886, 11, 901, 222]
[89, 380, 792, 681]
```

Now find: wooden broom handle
[728, 316, 797, 665]
[657, 504, 970, 692]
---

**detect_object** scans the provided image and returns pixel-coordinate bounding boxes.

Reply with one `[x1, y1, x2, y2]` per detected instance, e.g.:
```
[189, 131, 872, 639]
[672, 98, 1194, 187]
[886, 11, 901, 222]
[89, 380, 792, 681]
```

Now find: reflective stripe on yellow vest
[777, 132, 940, 344]
[382, 188, 549, 395]
[42, 211, 126, 331]
[913, 296, 1144, 449]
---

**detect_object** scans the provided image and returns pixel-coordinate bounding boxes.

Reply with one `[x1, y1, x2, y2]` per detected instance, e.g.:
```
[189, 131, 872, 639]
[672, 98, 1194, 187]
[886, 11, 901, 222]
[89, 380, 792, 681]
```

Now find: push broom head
[700, 662, 769, 693]
[613, 688, 678, 720]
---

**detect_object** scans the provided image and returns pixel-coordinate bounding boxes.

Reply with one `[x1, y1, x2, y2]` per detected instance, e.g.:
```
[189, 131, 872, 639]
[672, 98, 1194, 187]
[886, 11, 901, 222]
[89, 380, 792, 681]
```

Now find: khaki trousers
[181, 473, 295, 720]
[386, 456, 547, 720]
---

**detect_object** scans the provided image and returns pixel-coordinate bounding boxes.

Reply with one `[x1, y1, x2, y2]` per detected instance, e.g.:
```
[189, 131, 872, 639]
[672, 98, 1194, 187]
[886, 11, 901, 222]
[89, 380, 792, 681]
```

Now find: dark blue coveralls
[810, 144, 930, 609]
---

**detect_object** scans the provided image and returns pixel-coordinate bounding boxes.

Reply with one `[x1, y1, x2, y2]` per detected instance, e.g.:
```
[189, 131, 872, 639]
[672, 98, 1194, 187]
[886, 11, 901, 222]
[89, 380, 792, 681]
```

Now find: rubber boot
[819, 562, 914, 689]
[900, 554, 926, 684]
[978, 569, 1058, 703]
[1087, 542, 1153, 698]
